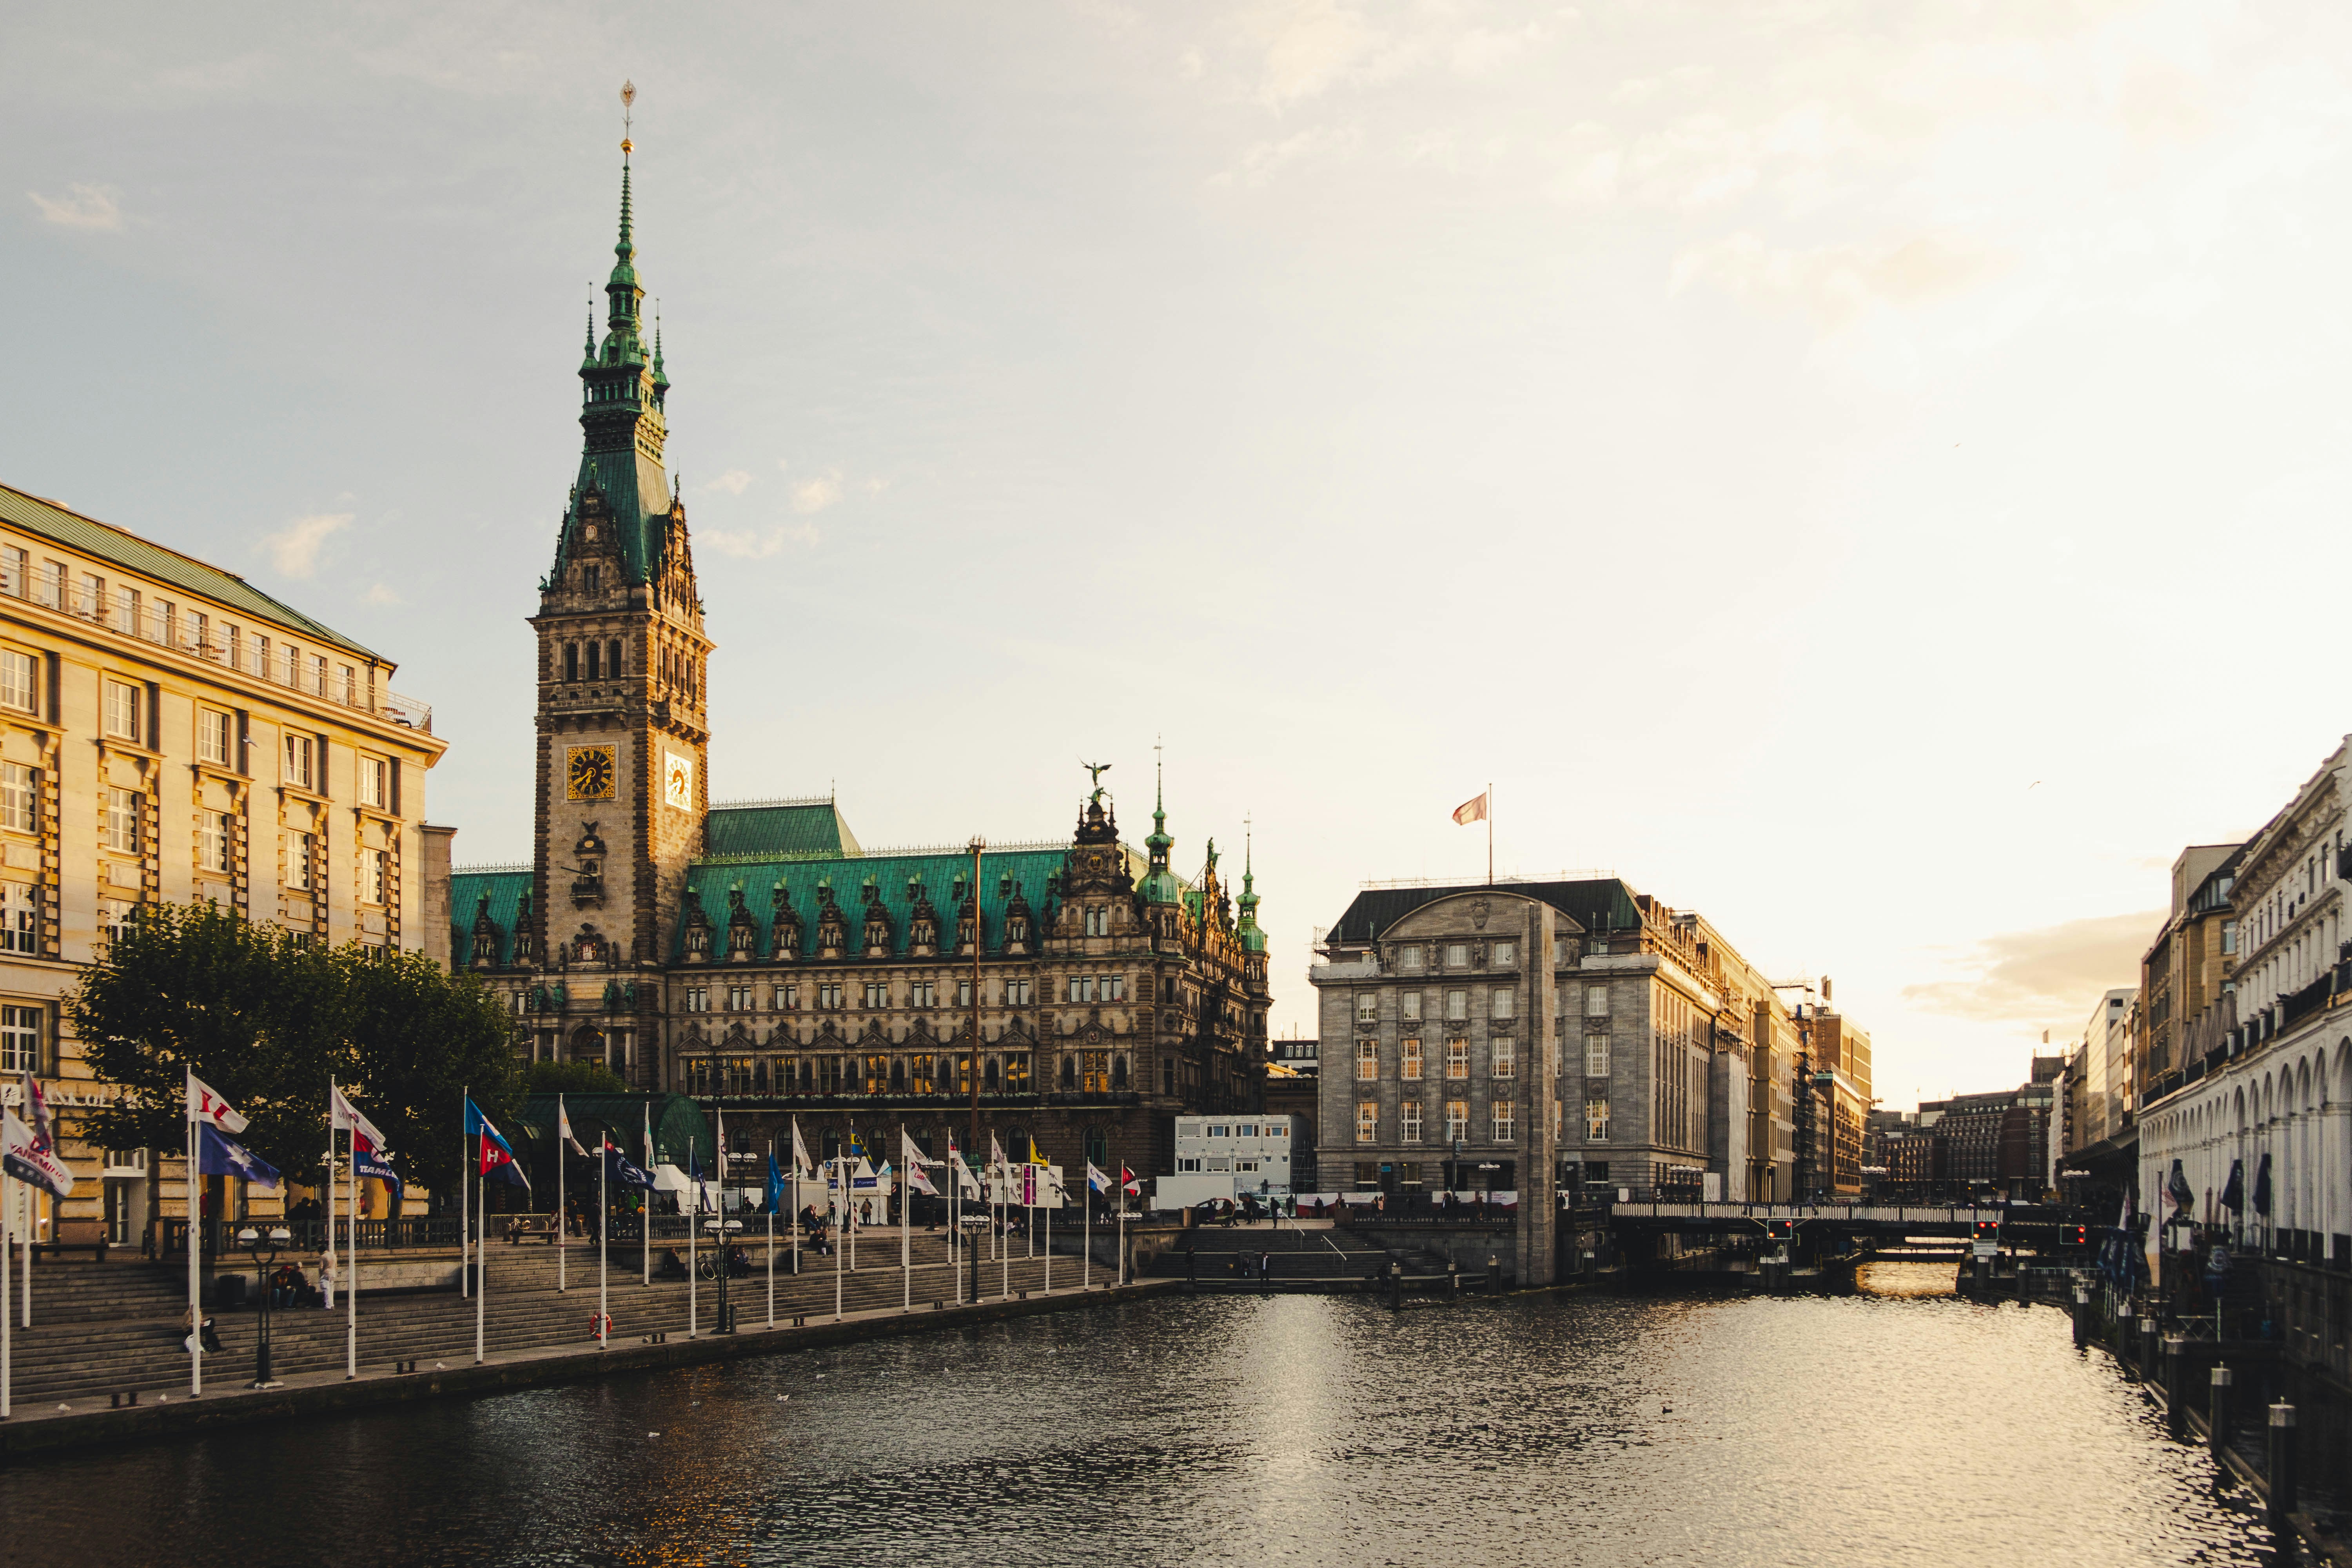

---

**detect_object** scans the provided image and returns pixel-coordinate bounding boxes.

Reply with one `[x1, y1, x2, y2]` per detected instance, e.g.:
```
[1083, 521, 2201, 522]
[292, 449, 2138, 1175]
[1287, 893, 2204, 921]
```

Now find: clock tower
[528, 132, 710, 1008]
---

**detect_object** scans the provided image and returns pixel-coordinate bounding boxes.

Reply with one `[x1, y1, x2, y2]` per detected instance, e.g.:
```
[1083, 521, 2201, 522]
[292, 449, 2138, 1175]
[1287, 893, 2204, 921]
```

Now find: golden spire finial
[620, 79, 635, 155]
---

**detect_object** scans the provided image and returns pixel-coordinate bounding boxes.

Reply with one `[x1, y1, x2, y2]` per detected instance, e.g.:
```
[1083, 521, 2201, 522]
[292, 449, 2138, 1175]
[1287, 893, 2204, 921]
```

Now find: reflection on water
[1, 1263, 2271, 1566]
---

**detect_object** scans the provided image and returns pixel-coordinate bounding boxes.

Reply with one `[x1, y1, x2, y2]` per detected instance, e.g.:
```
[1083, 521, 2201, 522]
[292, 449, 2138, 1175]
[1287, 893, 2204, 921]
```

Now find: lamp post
[706, 1214, 742, 1332]
[238, 1224, 292, 1388]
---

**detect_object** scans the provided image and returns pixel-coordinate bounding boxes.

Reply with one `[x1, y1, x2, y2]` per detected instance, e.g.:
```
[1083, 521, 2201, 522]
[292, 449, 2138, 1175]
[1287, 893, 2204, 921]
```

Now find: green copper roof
[676, 847, 1071, 961]
[704, 801, 861, 859]
[451, 869, 533, 967]
[0, 483, 380, 660]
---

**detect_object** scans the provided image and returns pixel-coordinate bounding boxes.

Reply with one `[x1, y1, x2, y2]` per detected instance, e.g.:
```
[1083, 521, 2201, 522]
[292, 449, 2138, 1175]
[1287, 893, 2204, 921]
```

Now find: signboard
[1972, 1239, 1997, 1260]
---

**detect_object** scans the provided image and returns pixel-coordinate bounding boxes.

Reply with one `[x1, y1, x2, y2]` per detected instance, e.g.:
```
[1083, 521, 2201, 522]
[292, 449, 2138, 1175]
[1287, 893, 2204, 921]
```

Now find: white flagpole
[19, 1172, 28, 1328]
[598, 1137, 609, 1349]
[474, 1132, 486, 1365]
[766, 1138, 775, 1329]
[1000, 1145, 1009, 1302]
[2, 1160, 13, 1418]
[557, 1093, 567, 1293]
[687, 1135, 698, 1339]
[641, 1101, 651, 1287]
[459, 1086, 469, 1300]
[1084, 1170, 1091, 1291]
[1044, 1174, 1052, 1294]
[187, 1067, 200, 1397]
[901, 1130, 911, 1314]
[789, 1118, 802, 1283]
[1119, 1171, 1127, 1288]
[833, 1153, 844, 1323]
[345, 1123, 357, 1380]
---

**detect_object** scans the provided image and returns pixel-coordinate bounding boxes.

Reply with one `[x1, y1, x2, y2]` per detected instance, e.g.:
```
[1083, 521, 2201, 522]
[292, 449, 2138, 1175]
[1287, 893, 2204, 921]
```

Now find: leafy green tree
[72, 904, 350, 1180]
[340, 945, 521, 1197]
[526, 1058, 628, 1096]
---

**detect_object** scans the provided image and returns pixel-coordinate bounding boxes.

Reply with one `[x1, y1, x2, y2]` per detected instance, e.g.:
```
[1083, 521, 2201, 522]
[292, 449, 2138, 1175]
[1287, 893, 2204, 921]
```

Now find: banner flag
[558, 1096, 590, 1158]
[603, 1139, 653, 1191]
[354, 1139, 404, 1202]
[195, 1121, 281, 1191]
[328, 1083, 386, 1149]
[791, 1117, 812, 1178]
[187, 1073, 249, 1133]
[1452, 792, 1487, 826]
[1087, 1162, 1111, 1194]
[2, 1109, 71, 1199]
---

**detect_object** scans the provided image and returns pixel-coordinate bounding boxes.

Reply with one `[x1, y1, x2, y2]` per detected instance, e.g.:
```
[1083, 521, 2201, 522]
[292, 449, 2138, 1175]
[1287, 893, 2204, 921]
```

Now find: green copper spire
[1237, 819, 1265, 953]
[1138, 746, 1182, 907]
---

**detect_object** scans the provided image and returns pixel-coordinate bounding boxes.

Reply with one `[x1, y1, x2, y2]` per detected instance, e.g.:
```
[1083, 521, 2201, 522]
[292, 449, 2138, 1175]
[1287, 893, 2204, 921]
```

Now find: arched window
[563, 642, 579, 682]
[889, 1057, 907, 1094]
[985, 1055, 1001, 1093]
[1112, 1053, 1129, 1090]
[586, 641, 601, 680]
[1085, 1127, 1109, 1169]
[608, 639, 623, 678]
[1060, 1054, 1077, 1090]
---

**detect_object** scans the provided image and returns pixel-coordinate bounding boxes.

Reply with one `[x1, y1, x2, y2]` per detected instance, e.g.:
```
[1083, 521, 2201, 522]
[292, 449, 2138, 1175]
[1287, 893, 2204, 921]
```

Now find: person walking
[318, 1249, 337, 1309]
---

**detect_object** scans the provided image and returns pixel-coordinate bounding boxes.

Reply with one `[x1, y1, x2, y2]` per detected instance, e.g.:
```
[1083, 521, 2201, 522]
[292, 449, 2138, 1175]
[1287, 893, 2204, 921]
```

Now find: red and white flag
[187, 1071, 249, 1133]
[329, 1081, 385, 1151]
[1452, 793, 1487, 826]
[1121, 1164, 1142, 1198]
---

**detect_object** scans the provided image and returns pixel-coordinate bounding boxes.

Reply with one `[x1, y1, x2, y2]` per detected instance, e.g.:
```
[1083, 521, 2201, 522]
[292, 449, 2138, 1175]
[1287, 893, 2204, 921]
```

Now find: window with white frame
[362, 848, 388, 905]
[1356, 1102, 1377, 1143]
[1005, 978, 1033, 1006]
[1083, 905, 1107, 936]
[113, 586, 138, 634]
[0, 650, 33, 714]
[1493, 940, 1517, 966]
[1444, 1099, 1469, 1143]
[1492, 987, 1516, 1020]
[1446, 943, 1469, 967]
[1445, 989, 1468, 1022]
[0, 548, 22, 598]
[103, 788, 141, 853]
[358, 754, 387, 809]
[197, 709, 231, 766]
[1586, 1096, 1610, 1141]
[74, 573, 102, 619]
[98, 898, 136, 946]
[818, 982, 844, 1009]
[0, 1005, 38, 1072]
[1398, 944, 1424, 971]
[103, 679, 141, 740]
[1585, 984, 1609, 1018]
[1354, 1038, 1379, 1079]
[1586, 1032, 1611, 1076]
[0, 765, 35, 835]
[0, 884, 36, 954]
[1492, 1099, 1515, 1142]
[199, 813, 230, 875]
[1401, 1037, 1423, 1080]
[283, 733, 314, 790]
[1446, 1038, 1469, 1080]
[1491, 1036, 1515, 1077]
[862, 981, 890, 1009]
[1356, 992, 1378, 1026]
[309, 654, 328, 695]
[281, 644, 300, 686]
[285, 831, 314, 892]
[1401, 1100, 1423, 1143]
[1401, 990, 1422, 1022]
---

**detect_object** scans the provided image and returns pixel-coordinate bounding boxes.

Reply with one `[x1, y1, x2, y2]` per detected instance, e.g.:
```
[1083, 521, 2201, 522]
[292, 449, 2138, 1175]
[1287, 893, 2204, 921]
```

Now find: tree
[73, 904, 350, 1181]
[340, 945, 521, 1198]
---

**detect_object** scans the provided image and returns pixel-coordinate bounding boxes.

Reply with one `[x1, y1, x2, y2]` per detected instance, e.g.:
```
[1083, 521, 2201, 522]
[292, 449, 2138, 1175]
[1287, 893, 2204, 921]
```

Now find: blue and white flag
[603, 1138, 653, 1191]
[196, 1121, 281, 1191]
[354, 1138, 403, 1203]
[1087, 1162, 1111, 1195]
[2, 1109, 71, 1199]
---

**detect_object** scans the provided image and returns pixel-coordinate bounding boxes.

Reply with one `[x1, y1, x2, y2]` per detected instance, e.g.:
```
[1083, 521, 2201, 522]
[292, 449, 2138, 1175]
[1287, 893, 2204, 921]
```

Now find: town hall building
[444, 141, 1271, 1184]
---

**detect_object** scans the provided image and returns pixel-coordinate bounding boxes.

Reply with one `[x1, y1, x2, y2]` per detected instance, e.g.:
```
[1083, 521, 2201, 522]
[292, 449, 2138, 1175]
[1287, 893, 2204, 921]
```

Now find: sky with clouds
[10, 1, 2352, 1107]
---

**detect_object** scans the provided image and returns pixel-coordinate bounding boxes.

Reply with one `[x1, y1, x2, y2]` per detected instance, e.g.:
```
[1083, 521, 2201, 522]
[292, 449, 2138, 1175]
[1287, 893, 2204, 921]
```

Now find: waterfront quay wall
[1347, 1222, 1518, 1281]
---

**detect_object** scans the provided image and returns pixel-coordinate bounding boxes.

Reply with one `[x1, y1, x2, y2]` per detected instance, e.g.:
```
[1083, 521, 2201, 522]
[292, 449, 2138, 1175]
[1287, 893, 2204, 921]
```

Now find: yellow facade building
[0, 481, 446, 1248]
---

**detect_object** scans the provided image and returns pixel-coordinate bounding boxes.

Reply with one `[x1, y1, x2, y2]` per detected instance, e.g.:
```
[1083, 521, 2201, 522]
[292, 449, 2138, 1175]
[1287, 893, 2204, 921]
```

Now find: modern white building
[1171, 1114, 1294, 1198]
[2139, 735, 2352, 1268]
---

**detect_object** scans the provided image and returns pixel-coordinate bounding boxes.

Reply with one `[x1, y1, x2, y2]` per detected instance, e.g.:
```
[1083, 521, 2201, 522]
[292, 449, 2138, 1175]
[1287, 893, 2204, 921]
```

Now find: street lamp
[238, 1224, 292, 1388]
[705, 1214, 744, 1332]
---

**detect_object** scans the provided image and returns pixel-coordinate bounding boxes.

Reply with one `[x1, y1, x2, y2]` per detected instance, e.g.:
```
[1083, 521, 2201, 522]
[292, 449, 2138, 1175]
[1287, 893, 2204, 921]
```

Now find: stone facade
[0, 481, 446, 1244]
[445, 149, 1270, 1191]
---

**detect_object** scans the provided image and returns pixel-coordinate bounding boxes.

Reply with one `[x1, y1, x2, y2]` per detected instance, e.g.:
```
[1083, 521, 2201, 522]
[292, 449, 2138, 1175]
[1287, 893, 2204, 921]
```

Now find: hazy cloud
[363, 583, 402, 605]
[791, 473, 842, 514]
[264, 512, 352, 578]
[1902, 909, 2162, 1030]
[702, 469, 753, 496]
[1672, 230, 2011, 326]
[28, 184, 123, 231]
[702, 523, 822, 558]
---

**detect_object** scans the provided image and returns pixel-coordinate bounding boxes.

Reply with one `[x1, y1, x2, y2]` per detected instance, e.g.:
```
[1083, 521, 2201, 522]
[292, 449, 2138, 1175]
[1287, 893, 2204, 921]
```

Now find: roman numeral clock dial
[567, 744, 617, 801]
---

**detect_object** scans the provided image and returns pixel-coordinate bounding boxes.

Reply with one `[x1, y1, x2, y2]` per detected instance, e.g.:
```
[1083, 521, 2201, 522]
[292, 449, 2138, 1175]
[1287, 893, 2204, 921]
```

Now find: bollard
[1974, 1256, 1991, 1300]
[2073, 1287, 2090, 1349]
[1488, 1255, 1501, 1293]
[2139, 1316, 2159, 1380]
[1387, 1263, 1403, 1312]
[2268, 1402, 2298, 1538]
[2210, 1365, 2232, 1459]
[2163, 1337, 2186, 1438]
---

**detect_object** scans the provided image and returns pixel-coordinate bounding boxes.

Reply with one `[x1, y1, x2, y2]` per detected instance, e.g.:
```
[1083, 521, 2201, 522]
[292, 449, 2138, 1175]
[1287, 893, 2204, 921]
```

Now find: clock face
[566, 745, 617, 801]
[664, 750, 694, 812]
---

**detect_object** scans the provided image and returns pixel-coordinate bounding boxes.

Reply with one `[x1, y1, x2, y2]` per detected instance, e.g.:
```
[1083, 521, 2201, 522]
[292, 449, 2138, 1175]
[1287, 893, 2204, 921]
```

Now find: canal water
[1, 1264, 2272, 1566]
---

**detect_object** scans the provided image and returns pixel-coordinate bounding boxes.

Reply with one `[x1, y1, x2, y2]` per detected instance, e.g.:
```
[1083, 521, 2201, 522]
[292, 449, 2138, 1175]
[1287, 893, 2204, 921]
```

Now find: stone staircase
[2, 1232, 1089, 1407]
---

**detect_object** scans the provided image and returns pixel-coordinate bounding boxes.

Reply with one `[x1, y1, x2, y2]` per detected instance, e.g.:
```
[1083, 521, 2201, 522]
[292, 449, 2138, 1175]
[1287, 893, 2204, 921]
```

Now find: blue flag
[354, 1139, 403, 1203]
[766, 1153, 787, 1214]
[196, 1122, 281, 1191]
[604, 1142, 653, 1191]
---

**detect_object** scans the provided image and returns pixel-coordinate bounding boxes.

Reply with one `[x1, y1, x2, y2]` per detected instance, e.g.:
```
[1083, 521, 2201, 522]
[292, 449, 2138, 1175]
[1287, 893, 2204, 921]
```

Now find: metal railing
[150, 1216, 465, 1259]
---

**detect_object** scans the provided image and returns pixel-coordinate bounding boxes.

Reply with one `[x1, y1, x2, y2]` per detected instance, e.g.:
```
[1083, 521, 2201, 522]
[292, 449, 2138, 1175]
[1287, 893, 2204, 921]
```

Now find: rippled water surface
[2, 1263, 2273, 1566]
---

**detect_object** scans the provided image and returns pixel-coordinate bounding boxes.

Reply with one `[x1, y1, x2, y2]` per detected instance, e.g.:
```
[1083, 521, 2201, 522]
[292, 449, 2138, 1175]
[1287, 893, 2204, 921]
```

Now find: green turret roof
[1236, 830, 1266, 954]
[1138, 757, 1184, 907]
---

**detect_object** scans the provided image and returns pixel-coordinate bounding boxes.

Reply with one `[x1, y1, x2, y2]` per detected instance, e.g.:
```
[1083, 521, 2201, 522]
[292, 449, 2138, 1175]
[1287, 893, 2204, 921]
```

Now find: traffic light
[2064, 1224, 2089, 1247]
[1765, 1219, 1794, 1241]
[1973, 1219, 2001, 1241]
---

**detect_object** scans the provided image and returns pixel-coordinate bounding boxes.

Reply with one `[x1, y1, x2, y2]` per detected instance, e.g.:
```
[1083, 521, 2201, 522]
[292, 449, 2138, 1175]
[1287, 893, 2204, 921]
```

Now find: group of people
[650, 1243, 755, 1281]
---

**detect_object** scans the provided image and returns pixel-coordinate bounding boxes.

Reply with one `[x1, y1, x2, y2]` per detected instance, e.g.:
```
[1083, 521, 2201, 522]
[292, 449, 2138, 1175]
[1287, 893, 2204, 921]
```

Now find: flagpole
[598, 1133, 609, 1348]
[1118, 1170, 1127, 1288]
[900, 1127, 910, 1314]
[459, 1085, 469, 1300]
[687, 1134, 698, 1340]
[948, 1136, 960, 1306]
[474, 1129, 486, 1365]
[999, 1141, 1009, 1303]
[1487, 780, 1494, 887]
[833, 1152, 843, 1323]
[2, 1160, 13, 1418]
[765, 1138, 775, 1330]
[1044, 1169, 1052, 1294]
[346, 1122, 357, 1381]
[1083, 1166, 1091, 1292]
[641, 1100, 651, 1287]
[557, 1093, 567, 1293]
[187, 1067, 200, 1397]
[790, 1118, 801, 1285]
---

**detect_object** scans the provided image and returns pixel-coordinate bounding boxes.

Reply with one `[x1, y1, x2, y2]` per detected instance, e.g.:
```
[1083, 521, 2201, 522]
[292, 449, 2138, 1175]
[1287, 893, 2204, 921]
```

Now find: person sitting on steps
[655, 1247, 688, 1280]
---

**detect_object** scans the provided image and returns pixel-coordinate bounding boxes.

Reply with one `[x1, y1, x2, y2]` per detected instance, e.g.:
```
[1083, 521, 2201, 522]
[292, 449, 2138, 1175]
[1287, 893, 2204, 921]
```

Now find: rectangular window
[1586, 1032, 1611, 1076]
[1356, 992, 1378, 1025]
[910, 979, 938, 1008]
[197, 709, 231, 766]
[1401, 1101, 1423, 1143]
[252, 634, 270, 679]
[780, 984, 799, 1010]
[341, 664, 358, 705]
[74, 573, 102, 619]
[199, 813, 230, 875]
[280, 644, 299, 686]
[1446, 943, 1469, 967]
[187, 611, 208, 656]
[358, 754, 387, 808]
[1006, 978, 1033, 1006]
[863, 982, 890, 1009]
[98, 898, 136, 947]
[1071, 976, 1096, 1004]
[34, 561, 62, 608]
[309, 655, 328, 696]
[285, 831, 313, 891]
[1493, 940, 1517, 966]
[0, 884, 37, 954]
[362, 849, 388, 905]
[956, 978, 971, 1007]
[1586, 1096, 1611, 1142]
[224, 625, 241, 669]
[284, 733, 314, 789]
[818, 982, 844, 1010]
[103, 679, 140, 740]
[1492, 1099, 1515, 1142]
[151, 600, 173, 645]
[1447, 1038, 1470, 1080]
[1398, 944, 1424, 971]
[1492, 987, 1516, 1019]
[0, 650, 32, 713]
[0, 764, 35, 834]
[1492, 1036, 1515, 1077]
[1445, 1100, 1469, 1143]
[1356, 1102, 1377, 1143]
[1586, 984, 1609, 1018]
[1445, 989, 1467, 1022]
[104, 788, 141, 853]
[1401, 991, 1422, 1022]
[0, 1005, 39, 1073]
[2221, 919, 2238, 956]
[1356, 1038, 1378, 1080]
[0, 548, 22, 599]
[1401, 1038, 1423, 1080]
[1105, 974, 1125, 1001]
[113, 586, 138, 634]
[1084, 906, 1107, 936]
